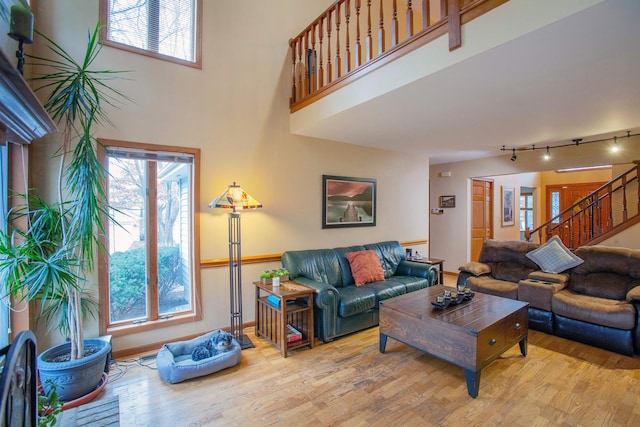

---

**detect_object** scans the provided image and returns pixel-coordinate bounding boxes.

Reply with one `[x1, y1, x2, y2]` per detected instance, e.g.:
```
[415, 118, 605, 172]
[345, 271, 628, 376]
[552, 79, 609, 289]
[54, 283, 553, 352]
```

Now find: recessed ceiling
[291, 0, 640, 165]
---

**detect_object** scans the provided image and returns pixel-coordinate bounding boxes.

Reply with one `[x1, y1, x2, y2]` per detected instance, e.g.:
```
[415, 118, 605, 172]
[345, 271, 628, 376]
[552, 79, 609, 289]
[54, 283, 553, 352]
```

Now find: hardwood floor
[99, 275, 640, 426]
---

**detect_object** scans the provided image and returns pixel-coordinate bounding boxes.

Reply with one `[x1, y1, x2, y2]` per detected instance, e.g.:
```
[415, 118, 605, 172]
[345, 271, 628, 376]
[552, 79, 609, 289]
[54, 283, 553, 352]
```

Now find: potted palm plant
[0, 22, 129, 402]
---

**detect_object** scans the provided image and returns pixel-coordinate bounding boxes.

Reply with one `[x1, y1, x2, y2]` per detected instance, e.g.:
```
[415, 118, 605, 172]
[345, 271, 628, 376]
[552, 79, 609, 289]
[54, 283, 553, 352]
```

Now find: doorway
[471, 179, 493, 261]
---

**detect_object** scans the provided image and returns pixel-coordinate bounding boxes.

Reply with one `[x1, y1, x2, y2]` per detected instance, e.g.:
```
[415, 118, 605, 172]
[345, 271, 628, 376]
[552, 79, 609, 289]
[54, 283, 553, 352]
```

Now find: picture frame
[322, 175, 376, 229]
[501, 186, 515, 226]
[439, 195, 455, 208]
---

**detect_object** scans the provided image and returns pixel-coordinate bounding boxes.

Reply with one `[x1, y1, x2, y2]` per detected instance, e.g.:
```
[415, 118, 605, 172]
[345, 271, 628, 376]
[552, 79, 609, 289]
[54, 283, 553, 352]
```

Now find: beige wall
[30, 0, 430, 353]
[430, 136, 640, 272]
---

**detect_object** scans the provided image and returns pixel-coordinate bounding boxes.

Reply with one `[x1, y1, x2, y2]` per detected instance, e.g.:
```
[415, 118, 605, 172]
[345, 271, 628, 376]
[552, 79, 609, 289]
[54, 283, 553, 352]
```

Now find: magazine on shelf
[287, 324, 303, 343]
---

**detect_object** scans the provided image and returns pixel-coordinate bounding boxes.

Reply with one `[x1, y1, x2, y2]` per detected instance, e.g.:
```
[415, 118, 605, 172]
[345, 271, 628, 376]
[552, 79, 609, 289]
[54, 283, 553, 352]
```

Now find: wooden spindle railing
[290, 0, 509, 111]
[525, 163, 640, 248]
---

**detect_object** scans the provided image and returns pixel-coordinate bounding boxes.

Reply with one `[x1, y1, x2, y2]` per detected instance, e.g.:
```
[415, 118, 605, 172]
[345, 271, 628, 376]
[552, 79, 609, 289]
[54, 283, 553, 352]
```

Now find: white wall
[29, 0, 431, 354]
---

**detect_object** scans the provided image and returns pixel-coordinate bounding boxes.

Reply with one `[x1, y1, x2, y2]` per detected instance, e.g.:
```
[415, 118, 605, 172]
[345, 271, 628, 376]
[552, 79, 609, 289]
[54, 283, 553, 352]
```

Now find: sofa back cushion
[334, 245, 367, 287]
[364, 241, 404, 278]
[281, 249, 343, 288]
[570, 246, 640, 300]
[479, 240, 540, 283]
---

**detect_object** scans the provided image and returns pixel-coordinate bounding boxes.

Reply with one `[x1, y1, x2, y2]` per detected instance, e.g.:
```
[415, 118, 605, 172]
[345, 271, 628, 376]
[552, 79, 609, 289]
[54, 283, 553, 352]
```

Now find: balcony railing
[289, 0, 508, 111]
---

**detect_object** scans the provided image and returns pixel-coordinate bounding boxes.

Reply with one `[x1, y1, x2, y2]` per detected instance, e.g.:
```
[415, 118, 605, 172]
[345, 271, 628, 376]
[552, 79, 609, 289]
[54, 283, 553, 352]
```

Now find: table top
[253, 280, 314, 298]
[380, 285, 528, 334]
[407, 257, 444, 264]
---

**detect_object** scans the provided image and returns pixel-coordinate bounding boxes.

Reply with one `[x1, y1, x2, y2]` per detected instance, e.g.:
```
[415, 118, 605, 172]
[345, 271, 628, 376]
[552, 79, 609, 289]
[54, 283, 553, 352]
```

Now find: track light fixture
[501, 131, 637, 161]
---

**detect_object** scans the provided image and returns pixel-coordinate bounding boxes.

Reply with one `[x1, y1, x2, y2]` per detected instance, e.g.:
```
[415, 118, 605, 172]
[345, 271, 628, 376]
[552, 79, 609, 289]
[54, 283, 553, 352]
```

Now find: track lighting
[500, 131, 637, 161]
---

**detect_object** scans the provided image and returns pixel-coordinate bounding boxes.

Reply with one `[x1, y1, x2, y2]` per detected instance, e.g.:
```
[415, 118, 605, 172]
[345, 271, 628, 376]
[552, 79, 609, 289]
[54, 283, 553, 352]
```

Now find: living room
[1, 0, 639, 424]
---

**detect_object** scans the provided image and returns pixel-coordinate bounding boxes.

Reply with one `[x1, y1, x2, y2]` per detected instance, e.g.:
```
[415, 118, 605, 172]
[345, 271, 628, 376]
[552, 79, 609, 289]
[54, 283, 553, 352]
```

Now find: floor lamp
[209, 182, 262, 349]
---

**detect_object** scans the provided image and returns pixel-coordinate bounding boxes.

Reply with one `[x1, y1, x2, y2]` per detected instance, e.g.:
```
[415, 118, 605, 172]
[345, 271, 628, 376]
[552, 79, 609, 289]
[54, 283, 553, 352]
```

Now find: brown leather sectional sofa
[457, 240, 640, 356]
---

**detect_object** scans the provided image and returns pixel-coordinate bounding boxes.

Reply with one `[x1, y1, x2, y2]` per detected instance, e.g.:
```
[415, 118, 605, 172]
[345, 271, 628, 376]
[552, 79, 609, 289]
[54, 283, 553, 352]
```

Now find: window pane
[551, 191, 560, 223]
[157, 161, 192, 316]
[105, 0, 197, 63]
[108, 157, 148, 323]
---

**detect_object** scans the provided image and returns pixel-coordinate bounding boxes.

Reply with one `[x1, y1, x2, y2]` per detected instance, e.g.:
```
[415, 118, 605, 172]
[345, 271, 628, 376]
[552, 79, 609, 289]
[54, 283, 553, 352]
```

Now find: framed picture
[322, 175, 376, 228]
[439, 195, 455, 208]
[501, 186, 515, 226]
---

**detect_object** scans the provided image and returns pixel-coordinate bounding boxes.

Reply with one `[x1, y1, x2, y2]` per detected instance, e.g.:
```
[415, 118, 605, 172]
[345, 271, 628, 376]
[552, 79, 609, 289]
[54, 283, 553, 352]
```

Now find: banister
[526, 164, 640, 248]
[289, 0, 508, 111]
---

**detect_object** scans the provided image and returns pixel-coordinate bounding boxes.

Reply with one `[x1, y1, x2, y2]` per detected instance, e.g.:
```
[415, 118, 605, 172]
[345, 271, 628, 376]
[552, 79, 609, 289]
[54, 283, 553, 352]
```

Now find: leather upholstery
[457, 240, 640, 356]
[282, 241, 438, 342]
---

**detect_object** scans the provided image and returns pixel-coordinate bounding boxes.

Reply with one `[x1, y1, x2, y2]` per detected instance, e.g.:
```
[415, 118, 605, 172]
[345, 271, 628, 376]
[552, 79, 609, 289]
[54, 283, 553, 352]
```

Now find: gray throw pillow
[526, 235, 584, 274]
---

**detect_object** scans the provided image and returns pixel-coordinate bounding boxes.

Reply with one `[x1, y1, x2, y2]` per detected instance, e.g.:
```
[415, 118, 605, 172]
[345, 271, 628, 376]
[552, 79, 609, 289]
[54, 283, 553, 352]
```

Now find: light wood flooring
[97, 276, 640, 427]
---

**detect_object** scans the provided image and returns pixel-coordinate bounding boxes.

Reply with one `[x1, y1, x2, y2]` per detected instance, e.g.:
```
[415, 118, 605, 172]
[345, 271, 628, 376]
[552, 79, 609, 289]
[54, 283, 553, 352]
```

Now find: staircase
[525, 164, 640, 249]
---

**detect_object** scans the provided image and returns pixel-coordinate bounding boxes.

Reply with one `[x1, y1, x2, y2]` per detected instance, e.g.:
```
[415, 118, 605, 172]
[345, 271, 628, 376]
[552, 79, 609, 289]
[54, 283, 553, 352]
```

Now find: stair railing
[525, 163, 640, 248]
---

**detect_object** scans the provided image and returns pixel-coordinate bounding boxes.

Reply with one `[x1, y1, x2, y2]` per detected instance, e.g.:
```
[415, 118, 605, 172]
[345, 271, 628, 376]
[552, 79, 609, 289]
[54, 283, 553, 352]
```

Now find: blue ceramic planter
[37, 339, 111, 402]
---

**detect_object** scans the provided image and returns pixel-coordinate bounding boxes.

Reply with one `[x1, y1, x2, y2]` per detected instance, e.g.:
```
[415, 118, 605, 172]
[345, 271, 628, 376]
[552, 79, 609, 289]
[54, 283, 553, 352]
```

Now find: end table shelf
[254, 281, 315, 357]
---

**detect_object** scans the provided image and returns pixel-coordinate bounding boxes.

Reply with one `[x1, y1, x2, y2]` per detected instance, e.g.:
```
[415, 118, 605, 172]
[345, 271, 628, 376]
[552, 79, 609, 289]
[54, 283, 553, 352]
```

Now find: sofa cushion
[552, 290, 636, 330]
[490, 261, 536, 283]
[571, 246, 640, 300]
[346, 250, 385, 286]
[390, 275, 431, 292]
[282, 249, 344, 287]
[458, 262, 491, 276]
[363, 279, 407, 304]
[334, 245, 367, 287]
[364, 241, 405, 278]
[336, 286, 377, 317]
[526, 235, 584, 274]
[466, 276, 518, 299]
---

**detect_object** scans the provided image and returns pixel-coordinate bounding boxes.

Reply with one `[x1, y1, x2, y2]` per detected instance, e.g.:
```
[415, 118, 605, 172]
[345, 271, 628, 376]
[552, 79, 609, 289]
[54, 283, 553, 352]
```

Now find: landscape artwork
[322, 175, 376, 228]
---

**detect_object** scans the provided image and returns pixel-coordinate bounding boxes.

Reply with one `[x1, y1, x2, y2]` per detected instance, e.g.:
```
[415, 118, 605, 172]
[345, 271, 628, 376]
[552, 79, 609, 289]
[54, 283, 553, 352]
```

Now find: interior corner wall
[29, 0, 430, 354]
[430, 136, 640, 273]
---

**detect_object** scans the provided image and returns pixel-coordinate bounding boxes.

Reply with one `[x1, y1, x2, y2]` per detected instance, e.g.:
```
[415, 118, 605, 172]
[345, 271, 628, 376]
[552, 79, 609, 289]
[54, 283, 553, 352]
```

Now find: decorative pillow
[346, 250, 385, 286]
[525, 235, 584, 274]
[458, 262, 491, 276]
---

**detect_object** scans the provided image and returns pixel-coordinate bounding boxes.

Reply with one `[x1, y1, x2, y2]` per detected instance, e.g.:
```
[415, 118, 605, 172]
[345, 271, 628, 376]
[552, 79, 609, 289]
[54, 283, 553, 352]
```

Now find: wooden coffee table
[379, 285, 528, 398]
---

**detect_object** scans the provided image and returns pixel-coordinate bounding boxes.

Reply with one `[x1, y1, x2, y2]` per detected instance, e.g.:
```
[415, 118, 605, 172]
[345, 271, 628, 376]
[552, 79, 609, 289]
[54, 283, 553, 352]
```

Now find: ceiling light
[611, 136, 619, 153]
[543, 146, 551, 160]
[511, 148, 517, 161]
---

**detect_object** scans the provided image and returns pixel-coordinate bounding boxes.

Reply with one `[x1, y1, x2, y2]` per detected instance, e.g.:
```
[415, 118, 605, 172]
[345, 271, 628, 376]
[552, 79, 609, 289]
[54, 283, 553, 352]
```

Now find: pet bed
[156, 330, 241, 384]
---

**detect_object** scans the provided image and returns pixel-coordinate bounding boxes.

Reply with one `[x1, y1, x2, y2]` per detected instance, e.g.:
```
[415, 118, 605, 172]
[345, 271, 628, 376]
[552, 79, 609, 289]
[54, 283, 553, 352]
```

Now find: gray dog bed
[156, 330, 241, 384]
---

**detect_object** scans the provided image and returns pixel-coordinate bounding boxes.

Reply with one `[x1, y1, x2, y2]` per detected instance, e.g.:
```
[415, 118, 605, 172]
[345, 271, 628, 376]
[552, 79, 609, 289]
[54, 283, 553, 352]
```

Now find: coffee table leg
[464, 369, 480, 398]
[379, 333, 388, 353]
[519, 336, 528, 356]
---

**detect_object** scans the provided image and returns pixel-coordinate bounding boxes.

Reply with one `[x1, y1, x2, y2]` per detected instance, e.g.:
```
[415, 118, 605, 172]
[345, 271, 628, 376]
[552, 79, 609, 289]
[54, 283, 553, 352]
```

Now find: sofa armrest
[458, 262, 491, 276]
[290, 277, 339, 341]
[396, 261, 438, 285]
[626, 285, 640, 303]
[528, 270, 569, 284]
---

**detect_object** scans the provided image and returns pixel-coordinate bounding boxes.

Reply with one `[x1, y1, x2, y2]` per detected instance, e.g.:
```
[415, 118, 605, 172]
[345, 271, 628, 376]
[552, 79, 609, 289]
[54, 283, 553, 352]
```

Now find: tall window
[100, 0, 202, 68]
[0, 143, 8, 348]
[99, 140, 201, 334]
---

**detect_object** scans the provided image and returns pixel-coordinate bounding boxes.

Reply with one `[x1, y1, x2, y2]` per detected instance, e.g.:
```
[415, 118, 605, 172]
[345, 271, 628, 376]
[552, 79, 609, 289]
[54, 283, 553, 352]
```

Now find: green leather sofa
[281, 241, 438, 342]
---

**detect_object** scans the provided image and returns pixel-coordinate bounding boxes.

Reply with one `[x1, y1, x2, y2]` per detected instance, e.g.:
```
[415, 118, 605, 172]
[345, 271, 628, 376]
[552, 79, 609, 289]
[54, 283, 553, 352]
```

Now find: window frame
[98, 138, 202, 337]
[99, 0, 203, 69]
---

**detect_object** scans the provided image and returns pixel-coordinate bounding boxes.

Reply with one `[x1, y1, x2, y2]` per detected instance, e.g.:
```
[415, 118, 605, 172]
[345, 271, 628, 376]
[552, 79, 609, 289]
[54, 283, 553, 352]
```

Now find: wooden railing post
[290, 39, 297, 105]
[391, 0, 398, 47]
[422, 0, 430, 31]
[318, 19, 324, 88]
[335, 2, 342, 78]
[366, 0, 373, 61]
[406, 0, 414, 39]
[447, 0, 461, 50]
[344, 0, 352, 74]
[326, 10, 333, 84]
[378, 0, 386, 55]
[355, 0, 362, 67]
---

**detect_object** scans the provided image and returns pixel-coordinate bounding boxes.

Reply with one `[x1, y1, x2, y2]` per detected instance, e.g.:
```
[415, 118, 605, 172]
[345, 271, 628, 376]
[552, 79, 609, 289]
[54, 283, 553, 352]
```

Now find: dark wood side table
[407, 256, 445, 284]
[253, 281, 314, 358]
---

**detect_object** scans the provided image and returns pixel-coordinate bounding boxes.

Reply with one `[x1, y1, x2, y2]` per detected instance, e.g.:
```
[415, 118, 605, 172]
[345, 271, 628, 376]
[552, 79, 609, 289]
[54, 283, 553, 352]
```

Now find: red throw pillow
[346, 250, 385, 286]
